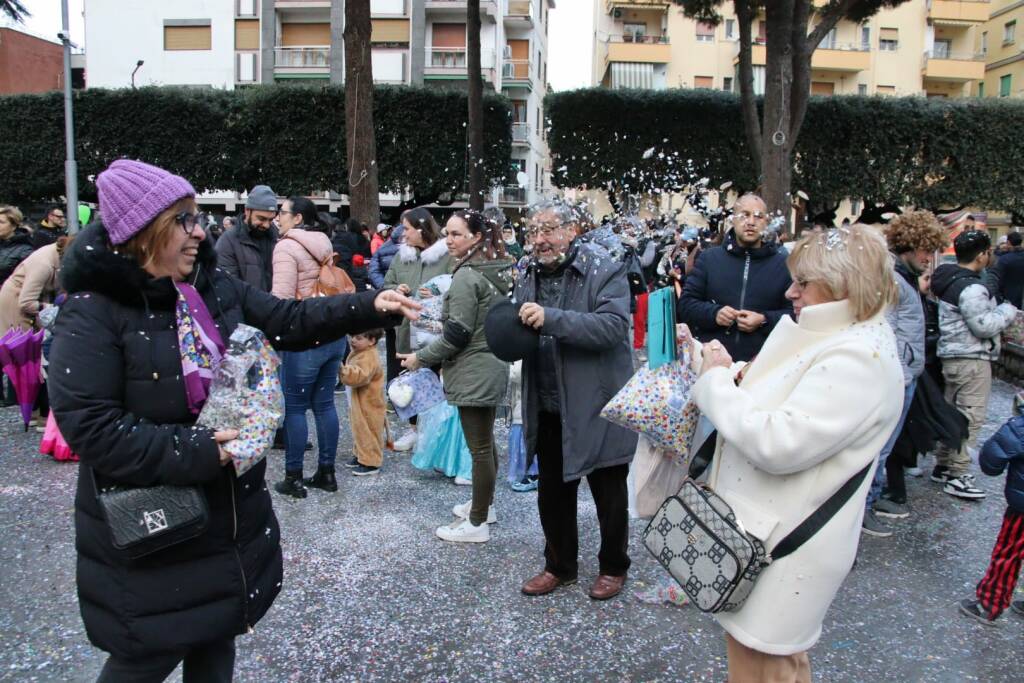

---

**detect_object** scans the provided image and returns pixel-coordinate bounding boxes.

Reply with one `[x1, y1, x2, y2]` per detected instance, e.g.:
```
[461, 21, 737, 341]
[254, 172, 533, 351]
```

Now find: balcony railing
[605, 0, 670, 14]
[500, 186, 527, 204]
[370, 0, 408, 15]
[815, 40, 870, 52]
[275, 46, 330, 68]
[923, 48, 986, 61]
[505, 0, 535, 19]
[609, 34, 669, 44]
[511, 122, 530, 142]
[427, 48, 496, 70]
[502, 59, 532, 80]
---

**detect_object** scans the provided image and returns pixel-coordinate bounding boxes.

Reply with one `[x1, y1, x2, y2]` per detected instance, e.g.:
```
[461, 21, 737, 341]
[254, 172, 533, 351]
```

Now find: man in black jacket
[678, 194, 793, 361]
[215, 185, 279, 292]
[32, 205, 68, 250]
[997, 231, 1024, 308]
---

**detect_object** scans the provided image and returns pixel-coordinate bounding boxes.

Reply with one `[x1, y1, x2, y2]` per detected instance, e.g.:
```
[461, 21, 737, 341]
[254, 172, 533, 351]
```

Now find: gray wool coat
[513, 242, 638, 482]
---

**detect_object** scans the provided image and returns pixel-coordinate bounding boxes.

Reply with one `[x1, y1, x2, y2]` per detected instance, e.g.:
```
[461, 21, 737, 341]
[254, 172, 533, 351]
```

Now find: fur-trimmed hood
[60, 221, 219, 311]
[398, 238, 449, 265]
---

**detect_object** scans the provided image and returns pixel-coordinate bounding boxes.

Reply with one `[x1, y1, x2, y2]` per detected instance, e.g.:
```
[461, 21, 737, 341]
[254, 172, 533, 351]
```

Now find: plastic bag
[196, 324, 284, 476]
[631, 435, 688, 518]
[410, 274, 453, 351]
[1003, 310, 1024, 346]
[601, 351, 700, 459]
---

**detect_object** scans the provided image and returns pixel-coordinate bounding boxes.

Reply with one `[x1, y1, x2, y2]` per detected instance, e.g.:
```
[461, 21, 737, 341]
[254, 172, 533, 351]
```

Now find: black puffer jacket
[332, 230, 372, 275]
[49, 223, 394, 659]
[0, 228, 34, 284]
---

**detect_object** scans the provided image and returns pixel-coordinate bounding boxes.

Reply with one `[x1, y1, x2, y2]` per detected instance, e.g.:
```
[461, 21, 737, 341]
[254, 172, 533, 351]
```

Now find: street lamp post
[59, 0, 79, 234]
[131, 60, 144, 89]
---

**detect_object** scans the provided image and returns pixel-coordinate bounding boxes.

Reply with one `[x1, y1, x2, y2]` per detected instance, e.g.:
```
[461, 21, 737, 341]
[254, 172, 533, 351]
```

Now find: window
[877, 85, 896, 95]
[696, 22, 715, 42]
[1001, 74, 1012, 97]
[623, 22, 646, 40]
[978, 82, 985, 97]
[725, 19, 736, 40]
[858, 83, 867, 95]
[981, 31, 988, 55]
[723, 76, 733, 92]
[694, 76, 714, 89]
[879, 27, 898, 51]
[861, 26, 870, 50]
[235, 19, 258, 50]
[811, 81, 835, 95]
[511, 99, 527, 123]
[757, 21, 766, 43]
[1005, 21, 1017, 45]
[933, 39, 951, 59]
[819, 28, 837, 49]
[164, 21, 212, 51]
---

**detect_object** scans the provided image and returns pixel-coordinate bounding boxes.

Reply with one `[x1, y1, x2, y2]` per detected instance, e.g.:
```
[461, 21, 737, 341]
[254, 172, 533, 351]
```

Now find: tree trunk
[344, 0, 380, 227]
[466, 0, 486, 210]
[735, 0, 762, 176]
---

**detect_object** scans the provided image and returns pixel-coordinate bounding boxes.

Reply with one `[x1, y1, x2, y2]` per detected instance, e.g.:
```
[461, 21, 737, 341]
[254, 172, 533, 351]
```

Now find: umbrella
[0, 328, 44, 430]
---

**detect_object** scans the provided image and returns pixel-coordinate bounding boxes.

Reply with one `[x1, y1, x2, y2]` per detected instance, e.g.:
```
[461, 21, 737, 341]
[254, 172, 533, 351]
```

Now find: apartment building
[83, 0, 554, 211]
[975, 0, 1023, 97]
[593, 0, 992, 97]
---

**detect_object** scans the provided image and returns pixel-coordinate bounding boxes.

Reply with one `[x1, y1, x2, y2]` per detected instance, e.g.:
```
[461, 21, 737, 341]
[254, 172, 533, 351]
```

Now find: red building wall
[0, 28, 64, 94]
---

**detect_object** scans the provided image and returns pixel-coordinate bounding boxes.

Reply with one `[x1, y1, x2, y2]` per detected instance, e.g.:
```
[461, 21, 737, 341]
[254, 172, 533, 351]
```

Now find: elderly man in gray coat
[514, 200, 637, 601]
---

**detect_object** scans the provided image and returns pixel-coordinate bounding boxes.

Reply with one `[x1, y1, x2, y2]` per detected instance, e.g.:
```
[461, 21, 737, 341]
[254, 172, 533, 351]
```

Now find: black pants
[536, 411, 630, 580]
[385, 328, 401, 384]
[97, 638, 235, 683]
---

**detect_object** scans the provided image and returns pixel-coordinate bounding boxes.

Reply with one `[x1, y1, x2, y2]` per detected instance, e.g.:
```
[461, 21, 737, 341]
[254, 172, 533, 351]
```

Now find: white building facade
[83, 0, 554, 212]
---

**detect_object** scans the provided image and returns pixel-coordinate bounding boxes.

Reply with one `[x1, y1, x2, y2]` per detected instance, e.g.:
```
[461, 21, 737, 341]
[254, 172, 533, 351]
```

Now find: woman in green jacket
[399, 210, 513, 543]
[383, 207, 454, 451]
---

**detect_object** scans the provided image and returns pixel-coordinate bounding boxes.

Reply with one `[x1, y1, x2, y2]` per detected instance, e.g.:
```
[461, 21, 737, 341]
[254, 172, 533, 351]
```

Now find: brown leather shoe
[521, 570, 577, 596]
[589, 574, 626, 600]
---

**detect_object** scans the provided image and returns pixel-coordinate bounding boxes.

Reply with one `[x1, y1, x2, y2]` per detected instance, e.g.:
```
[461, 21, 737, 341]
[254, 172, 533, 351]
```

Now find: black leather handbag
[92, 470, 210, 559]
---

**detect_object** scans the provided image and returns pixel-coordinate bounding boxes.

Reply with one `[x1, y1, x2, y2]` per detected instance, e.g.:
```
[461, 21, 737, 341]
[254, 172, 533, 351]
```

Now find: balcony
[737, 43, 869, 72]
[425, 0, 499, 17]
[605, 0, 670, 15]
[504, 0, 534, 25]
[511, 122, 530, 144]
[275, 0, 331, 7]
[928, 0, 990, 25]
[274, 46, 330, 76]
[371, 0, 408, 15]
[424, 48, 497, 80]
[606, 35, 671, 65]
[922, 49, 986, 81]
[502, 58, 533, 83]
[499, 186, 528, 205]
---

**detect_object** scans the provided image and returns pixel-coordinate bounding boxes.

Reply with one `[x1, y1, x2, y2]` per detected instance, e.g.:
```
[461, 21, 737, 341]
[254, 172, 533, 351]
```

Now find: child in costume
[340, 329, 386, 476]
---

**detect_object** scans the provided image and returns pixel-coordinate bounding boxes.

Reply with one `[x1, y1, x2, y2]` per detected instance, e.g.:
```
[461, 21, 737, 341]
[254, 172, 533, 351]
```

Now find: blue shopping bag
[646, 286, 677, 370]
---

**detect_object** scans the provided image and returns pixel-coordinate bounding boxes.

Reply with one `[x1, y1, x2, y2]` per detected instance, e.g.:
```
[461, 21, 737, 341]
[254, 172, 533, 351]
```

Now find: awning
[610, 62, 653, 89]
[932, 18, 976, 28]
[880, 27, 899, 41]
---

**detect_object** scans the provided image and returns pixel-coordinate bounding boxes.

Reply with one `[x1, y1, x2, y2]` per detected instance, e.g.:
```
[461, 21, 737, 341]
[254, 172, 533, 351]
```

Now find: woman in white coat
[688, 224, 904, 681]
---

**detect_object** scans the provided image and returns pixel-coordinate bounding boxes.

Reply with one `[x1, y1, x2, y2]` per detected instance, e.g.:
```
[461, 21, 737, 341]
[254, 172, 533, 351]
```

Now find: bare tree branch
[735, 0, 763, 170]
[805, 0, 860, 49]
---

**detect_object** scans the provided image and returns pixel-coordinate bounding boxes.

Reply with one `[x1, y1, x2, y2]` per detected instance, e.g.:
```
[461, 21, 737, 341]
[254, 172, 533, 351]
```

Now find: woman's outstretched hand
[374, 290, 421, 321]
[214, 429, 240, 466]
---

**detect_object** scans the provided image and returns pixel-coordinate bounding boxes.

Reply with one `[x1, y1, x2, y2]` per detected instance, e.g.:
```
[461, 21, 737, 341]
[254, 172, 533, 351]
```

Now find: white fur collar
[399, 239, 449, 265]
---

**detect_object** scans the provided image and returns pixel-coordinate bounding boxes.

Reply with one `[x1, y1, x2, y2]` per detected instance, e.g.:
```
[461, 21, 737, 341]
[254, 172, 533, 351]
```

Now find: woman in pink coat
[270, 196, 347, 498]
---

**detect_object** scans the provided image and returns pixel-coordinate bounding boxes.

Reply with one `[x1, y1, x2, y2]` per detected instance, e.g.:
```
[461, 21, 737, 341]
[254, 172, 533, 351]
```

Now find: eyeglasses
[278, 209, 295, 216]
[175, 211, 201, 236]
[734, 211, 767, 222]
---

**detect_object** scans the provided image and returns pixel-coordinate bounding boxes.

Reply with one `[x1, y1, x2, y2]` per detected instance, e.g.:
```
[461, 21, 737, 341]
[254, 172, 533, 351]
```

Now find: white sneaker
[905, 466, 924, 478]
[453, 476, 472, 486]
[435, 518, 489, 543]
[392, 430, 418, 452]
[452, 500, 497, 524]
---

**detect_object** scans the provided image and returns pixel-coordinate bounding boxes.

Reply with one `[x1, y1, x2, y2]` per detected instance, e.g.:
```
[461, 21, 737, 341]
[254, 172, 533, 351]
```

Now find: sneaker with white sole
[453, 476, 472, 486]
[930, 465, 951, 483]
[873, 497, 910, 519]
[392, 430, 418, 452]
[904, 466, 924, 478]
[452, 500, 497, 524]
[861, 511, 893, 538]
[435, 518, 489, 543]
[943, 474, 987, 500]
[959, 599, 999, 626]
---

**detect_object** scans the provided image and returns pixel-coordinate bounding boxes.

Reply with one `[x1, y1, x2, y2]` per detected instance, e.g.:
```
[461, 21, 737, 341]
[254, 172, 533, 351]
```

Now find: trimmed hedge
[0, 85, 512, 204]
[546, 88, 1024, 213]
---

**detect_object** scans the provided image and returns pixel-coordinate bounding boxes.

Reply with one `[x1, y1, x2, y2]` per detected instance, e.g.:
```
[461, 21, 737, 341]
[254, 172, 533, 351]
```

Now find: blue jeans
[280, 337, 347, 472]
[867, 379, 916, 508]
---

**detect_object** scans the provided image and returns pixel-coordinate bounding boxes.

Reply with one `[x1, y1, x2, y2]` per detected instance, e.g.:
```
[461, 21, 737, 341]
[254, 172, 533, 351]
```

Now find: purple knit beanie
[96, 159, 196, 245]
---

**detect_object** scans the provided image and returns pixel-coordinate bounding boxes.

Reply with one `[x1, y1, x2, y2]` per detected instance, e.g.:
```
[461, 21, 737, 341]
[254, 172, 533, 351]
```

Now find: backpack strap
[768, 461, 872, 563]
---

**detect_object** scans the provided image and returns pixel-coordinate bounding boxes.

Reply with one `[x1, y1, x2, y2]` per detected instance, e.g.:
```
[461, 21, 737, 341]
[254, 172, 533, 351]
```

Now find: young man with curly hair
[864, 211, 949, 536]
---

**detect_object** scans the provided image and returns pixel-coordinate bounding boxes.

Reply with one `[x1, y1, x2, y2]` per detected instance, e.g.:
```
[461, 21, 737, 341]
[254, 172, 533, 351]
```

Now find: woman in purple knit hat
[48, 159, 418, 682]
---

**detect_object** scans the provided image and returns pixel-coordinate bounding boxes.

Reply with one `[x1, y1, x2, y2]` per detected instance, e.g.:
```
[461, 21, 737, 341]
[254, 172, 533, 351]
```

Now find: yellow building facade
[975, 0, 1024, 97]
[593, 0, 991, 98]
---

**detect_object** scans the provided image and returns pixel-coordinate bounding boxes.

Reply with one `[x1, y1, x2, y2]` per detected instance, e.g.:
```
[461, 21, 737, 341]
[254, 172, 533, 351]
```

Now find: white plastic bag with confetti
[197, 324, 284, 476]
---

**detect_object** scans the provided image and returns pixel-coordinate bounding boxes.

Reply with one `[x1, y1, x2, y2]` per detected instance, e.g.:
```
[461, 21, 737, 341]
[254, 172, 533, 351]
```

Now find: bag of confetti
[197, 324, 284, 476]
[1002, 310, 1024, 347]
[601, 351, 700, 460]
[387, 368, 445, 421]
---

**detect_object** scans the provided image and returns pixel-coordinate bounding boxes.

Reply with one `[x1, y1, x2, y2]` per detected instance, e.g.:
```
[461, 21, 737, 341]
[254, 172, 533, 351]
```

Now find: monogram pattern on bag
[642, 482, 767, 613]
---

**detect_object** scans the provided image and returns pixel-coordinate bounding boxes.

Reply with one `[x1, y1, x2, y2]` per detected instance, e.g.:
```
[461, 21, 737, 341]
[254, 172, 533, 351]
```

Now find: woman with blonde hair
[0, 205, 34, 286]
[684, 223, 904, 681]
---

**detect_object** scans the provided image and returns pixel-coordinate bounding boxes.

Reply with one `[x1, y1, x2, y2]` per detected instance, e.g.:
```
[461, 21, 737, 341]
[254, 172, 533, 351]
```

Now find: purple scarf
[174, 283, 226, 414]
